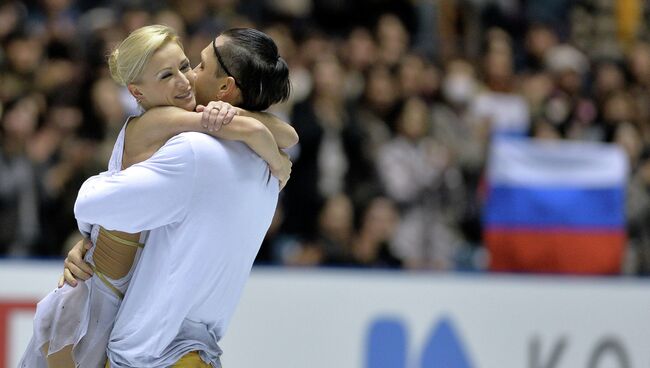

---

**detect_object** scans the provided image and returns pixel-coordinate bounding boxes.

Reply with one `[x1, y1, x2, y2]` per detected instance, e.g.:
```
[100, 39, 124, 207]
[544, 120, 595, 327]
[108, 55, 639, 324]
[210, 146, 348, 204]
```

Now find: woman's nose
[177, 71, 192, 87]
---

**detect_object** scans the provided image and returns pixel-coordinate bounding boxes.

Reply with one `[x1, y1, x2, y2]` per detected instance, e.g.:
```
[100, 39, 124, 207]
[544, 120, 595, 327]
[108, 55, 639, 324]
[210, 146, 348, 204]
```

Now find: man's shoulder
[170, 131, 214, 145]
[175, 132, 236, 153]
[175, 132, 238, 148]
[143, 133, 213, 168]
[159, 132, 224, 154]
[173, 132, 260, 163]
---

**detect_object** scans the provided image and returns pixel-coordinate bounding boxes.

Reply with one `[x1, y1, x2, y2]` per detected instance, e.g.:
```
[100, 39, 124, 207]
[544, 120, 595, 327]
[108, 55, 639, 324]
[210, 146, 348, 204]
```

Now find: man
[70, 28, 294, 367]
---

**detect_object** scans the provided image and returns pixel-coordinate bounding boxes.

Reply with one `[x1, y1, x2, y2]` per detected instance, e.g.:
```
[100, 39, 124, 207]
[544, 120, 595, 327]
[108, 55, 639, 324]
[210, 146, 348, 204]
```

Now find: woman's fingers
[208, 106, 221, 131]
[279, 175, 289, 191]
[201, 106, 212, 129]
[223, 107, 237, 126]
[202, 101, 240, 132]
[215, 106, 229, 130]
[64, 258, 92, 281]
[202, 101, 220, 129]
[66, 252, 94, 277]
[271, 151, 292, 191]
[63, 268, 78, 287]
[63, 238, 93, 282]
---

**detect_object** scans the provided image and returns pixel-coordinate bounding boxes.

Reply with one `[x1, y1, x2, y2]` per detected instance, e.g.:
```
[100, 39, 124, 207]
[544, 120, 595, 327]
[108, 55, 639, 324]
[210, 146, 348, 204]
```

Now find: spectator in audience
[435, 58, 484, 171]
[2, 30, 44, 102]
[377, 96, 461, 270]
[282, 194, 354, 267]
[351, 196, 402, 268]
[523, 23, 559, 72]
[541, 43, 597, 139]
[27, 0, 79, 43]
[32, 91, 100, 256]
[433, 58, 485, 247]
[628, 148, 650, 274]
[357, 64, 400, 139]
[398, 53, 428, 99]
[0, 2, 26, 43]
[0, 95, 40, 256]
[470, 31, 531, 138]
[627, 41, 650, 142]
[376, 13, 410, 67]
[282, 53, 369, 241]
[592, 60, 627, 109]
[340, 27, 378, 100]
[316, 194, 356, 266]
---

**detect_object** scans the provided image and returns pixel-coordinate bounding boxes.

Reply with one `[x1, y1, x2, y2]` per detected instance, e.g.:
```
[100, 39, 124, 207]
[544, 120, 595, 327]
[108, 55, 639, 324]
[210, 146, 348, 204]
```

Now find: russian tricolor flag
[484, 138, 629, 274]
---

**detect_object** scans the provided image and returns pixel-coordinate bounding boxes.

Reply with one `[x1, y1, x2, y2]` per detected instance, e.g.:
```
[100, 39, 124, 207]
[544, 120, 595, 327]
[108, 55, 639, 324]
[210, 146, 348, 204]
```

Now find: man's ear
[217, 77, 239, 102]
[127, 84, 145, 104]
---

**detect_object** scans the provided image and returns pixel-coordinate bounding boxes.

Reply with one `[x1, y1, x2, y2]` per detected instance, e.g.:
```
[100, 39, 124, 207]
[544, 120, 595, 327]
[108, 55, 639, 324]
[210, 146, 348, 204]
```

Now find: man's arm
[74, 134, 195, 233]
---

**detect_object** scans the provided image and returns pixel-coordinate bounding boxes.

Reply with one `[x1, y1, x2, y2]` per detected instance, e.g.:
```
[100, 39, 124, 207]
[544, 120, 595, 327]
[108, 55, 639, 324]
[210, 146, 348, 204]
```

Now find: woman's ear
[127, 84, 145, 104]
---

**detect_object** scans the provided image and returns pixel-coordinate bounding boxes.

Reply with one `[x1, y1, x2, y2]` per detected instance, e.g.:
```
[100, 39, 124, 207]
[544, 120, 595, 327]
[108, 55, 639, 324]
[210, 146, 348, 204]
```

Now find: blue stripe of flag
[484, 185, 625, 229]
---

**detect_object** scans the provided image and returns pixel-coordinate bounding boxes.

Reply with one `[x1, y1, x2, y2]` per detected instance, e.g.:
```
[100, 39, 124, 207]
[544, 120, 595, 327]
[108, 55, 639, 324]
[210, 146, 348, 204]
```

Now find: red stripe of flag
[485, 230, 626, 274]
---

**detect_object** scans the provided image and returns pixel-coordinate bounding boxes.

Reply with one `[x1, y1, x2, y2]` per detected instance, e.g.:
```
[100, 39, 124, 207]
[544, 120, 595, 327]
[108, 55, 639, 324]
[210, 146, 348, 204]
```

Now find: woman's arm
[125, 103, 297, 160]
[125, 106, 290, 186]
[234, 110, 299, 149]
[197, 101, 298, 149]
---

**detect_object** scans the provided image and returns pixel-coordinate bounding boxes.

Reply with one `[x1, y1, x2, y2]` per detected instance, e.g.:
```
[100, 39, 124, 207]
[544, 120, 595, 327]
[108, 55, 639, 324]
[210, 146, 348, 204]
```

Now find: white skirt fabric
[17, 225, 139, 368]
[18, 120, 139, 368]
[18, 278, 121, 368]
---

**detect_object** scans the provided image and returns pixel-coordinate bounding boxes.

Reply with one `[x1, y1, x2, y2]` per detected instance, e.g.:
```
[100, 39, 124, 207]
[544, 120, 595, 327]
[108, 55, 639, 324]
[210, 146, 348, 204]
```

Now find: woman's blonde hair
[108, 25, 182, 86]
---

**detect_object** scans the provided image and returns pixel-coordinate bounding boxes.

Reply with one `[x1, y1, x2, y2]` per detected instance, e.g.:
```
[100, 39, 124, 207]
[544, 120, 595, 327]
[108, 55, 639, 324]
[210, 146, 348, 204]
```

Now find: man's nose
[187, 69, 197, 83]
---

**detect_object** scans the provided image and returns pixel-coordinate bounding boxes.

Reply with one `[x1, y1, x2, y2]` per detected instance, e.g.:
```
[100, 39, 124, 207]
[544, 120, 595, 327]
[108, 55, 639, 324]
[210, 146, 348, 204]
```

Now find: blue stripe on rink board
[420, 318, 474, 368]
[366, 318, 407, 368]
[484, 185, 625, 228]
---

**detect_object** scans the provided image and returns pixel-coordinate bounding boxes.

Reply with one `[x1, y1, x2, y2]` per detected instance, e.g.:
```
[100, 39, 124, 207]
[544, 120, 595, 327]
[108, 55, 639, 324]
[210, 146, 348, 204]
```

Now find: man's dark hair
[214, 28, 291, 111]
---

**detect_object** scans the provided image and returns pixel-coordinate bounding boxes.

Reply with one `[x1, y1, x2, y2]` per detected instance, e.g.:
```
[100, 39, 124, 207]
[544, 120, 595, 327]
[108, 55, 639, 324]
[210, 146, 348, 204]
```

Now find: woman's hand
[270, 150, 292, 190]
[196, 101, 239, 132]
[58, 238, 93, 288]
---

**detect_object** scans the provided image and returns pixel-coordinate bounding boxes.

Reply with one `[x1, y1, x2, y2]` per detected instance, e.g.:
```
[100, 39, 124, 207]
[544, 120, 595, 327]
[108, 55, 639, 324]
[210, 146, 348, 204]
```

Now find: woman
[19, 24, 295, 368]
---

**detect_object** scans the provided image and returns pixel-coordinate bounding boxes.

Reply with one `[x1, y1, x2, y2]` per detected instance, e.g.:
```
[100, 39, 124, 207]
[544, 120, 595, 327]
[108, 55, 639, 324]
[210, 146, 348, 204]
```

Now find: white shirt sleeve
[74, 135, 196, 233]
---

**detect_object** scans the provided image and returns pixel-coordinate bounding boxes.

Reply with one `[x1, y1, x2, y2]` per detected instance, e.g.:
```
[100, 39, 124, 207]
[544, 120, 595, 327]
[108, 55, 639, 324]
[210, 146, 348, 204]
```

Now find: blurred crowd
[1, 0, 650, 275]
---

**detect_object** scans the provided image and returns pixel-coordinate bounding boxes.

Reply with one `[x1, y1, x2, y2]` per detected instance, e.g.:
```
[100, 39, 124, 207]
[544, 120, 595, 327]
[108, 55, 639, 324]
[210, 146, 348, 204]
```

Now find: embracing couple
[19, 24, 297, 368]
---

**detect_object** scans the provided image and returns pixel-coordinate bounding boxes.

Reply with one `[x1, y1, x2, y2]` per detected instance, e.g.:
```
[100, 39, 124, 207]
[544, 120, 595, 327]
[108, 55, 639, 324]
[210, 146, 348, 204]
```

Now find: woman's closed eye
[181, 61, 191, 72]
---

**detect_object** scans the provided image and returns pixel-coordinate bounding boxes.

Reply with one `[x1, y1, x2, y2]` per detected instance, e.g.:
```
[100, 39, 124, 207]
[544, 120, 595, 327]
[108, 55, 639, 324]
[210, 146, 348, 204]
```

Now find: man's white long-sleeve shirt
[75, 132, 278, 367]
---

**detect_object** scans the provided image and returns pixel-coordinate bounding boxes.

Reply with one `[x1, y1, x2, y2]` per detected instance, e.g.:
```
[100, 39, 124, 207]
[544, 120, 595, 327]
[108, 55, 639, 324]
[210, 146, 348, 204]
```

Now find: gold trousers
[105, 351, 211, 367]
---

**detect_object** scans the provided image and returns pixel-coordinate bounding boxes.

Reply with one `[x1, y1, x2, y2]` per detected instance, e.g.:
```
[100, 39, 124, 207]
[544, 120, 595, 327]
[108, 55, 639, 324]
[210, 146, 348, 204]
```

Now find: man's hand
[196, 101, 238, 132]
[270, 150, 292, 190]
[58, 238, 93, 288]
